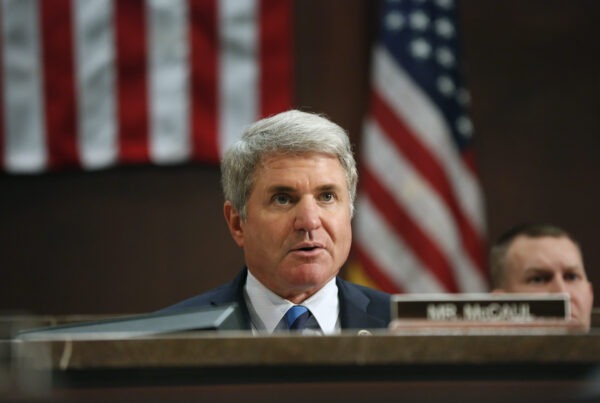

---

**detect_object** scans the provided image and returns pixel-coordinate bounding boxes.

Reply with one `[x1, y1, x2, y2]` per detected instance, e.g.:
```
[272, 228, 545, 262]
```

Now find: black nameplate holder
[391, 293, 570, 322]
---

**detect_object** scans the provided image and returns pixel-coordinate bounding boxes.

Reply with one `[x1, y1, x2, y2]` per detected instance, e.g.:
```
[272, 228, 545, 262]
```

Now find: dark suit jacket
[162, 267, 391, 330]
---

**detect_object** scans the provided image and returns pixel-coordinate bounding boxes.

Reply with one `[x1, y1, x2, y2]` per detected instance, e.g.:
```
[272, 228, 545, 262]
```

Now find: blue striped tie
[285, 305, 310, 330]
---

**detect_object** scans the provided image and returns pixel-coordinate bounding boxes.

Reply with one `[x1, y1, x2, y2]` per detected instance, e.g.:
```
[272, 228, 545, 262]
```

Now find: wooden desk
[5, 329, 600, 402]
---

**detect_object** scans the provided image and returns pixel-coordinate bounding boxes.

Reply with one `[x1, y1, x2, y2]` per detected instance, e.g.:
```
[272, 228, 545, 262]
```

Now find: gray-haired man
[165, 110, 390, 334]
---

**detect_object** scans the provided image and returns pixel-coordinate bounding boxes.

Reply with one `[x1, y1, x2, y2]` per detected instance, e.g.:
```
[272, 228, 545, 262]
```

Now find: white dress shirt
[243, 270, 341, 335]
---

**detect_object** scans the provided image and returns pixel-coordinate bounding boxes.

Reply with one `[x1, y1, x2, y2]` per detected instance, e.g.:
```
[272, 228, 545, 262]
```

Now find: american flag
[0, 0, 292, 173]
[349, 0, 488, 293]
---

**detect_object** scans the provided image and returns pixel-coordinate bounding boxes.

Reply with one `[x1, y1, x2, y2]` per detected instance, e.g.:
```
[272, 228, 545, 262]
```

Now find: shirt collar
[244, 270, 340, 334]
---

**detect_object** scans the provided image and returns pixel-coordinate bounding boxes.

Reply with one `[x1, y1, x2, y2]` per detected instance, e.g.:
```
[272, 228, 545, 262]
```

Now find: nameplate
[391, 293, 570, 322]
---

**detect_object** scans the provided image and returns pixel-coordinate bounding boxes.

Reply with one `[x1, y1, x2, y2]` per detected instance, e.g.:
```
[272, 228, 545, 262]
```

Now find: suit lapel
[337, 278, 388, 329]
[210, 267, 252, 330]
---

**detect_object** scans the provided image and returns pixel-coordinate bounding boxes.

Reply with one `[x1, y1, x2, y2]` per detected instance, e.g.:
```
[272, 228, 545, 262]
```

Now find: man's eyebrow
[522, 267, 553, 275]
[563, 265, 585, 272]
[316, 184, 341, 192]
[266, 184, 342, 193]
[267, 185, 296, 193]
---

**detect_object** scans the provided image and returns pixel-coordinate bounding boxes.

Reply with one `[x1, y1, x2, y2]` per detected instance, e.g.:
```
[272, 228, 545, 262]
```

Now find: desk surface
[12, 330, 600, 370]
[5, 324, 600, 402]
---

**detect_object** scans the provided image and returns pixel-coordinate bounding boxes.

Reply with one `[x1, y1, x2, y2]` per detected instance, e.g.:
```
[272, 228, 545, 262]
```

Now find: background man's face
[230, 152, 352, 303]
[501, 235, 594, 329]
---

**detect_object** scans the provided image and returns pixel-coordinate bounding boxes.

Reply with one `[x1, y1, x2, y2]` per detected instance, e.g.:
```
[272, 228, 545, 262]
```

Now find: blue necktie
[285, 305, 310, 330]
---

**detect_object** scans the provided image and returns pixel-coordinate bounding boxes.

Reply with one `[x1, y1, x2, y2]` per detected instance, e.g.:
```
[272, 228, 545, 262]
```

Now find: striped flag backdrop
[0, 0, 292, 173]
[348, 0, 489, 293]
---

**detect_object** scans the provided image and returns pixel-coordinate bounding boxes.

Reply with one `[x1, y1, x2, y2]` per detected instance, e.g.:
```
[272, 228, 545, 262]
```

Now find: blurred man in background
[490, 223, 594, 329]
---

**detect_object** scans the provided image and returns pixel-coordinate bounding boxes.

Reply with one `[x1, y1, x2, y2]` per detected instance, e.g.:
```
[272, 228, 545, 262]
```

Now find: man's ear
[224, 201, 244, 248]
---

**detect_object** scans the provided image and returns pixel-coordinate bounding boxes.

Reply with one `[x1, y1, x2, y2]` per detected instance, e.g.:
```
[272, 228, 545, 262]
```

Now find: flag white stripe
[373, 45, 485, 234]
[364, 118, 488, 291]
[355, 195, 445, 293]
[2, 0, 46, 173]
[73, 0, 118, 169]
[218, 0, 258, 155]
[147, 0, 191, 164]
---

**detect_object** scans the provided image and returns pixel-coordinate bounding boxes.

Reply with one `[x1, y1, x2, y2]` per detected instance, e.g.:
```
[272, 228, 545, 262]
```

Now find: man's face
[224, 152, 352, 303]
[499, 235, 594, 329]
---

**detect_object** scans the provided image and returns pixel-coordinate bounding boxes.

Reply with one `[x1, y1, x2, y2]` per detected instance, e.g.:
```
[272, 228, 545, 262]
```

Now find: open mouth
[291, 243, 323, 254]
[298, 246, 318, 252]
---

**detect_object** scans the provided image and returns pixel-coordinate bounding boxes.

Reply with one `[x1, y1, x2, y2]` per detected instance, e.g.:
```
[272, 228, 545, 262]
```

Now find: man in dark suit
[165, 110, 390, 333]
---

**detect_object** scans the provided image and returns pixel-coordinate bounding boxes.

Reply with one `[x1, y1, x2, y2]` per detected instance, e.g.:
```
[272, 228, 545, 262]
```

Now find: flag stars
[456, 88, 471, 105]
[435, 47, 455, 68]
[456, 116, 473, 138]
[437, 75, 455, 96]
[410, 38, 432, 59]
[434, 18, 455, 38]
[409, 10, 430, 31]
[385, 10, 405, 31]
[435, 0, 455, 9]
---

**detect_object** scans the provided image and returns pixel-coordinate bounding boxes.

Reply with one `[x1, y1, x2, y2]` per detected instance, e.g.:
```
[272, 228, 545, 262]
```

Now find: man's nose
[294, 197, 321, 232]
[548, 277, 568, 293]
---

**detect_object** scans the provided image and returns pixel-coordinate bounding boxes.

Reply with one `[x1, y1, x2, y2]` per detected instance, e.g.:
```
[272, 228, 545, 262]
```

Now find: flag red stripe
[371, 91, 486, 275]
[115, 0, 149, 164]
[189, 0, 219, 163]
[40, 0, 79, 169]
[259, 0, 293, 118]
[353, 243, 403, 294]
[461, 148, 478, 176]
[363, 167, 459, 292]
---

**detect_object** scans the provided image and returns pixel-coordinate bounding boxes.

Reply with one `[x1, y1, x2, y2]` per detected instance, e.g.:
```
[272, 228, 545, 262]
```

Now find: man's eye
[564, 272, 581, 282]
[320, 192, 335, 202]
[273, 194, 290, 205]
[526, 275, 550, 284]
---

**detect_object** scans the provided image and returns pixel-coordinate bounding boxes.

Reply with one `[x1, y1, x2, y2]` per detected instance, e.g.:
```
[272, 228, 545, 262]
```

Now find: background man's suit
[163, 267, 391, 330]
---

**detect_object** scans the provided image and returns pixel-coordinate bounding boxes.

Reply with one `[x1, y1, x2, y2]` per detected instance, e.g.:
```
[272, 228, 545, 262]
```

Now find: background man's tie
[285, 305, 311, 330]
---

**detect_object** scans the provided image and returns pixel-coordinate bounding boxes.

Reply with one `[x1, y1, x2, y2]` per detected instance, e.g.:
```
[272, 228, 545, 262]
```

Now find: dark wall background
[1, 0, 599, 314]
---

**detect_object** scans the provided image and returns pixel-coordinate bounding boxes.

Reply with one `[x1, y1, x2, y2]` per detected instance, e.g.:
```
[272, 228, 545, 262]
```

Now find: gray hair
[489, 223, 581, 288]
[221, 110, 358, 221]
